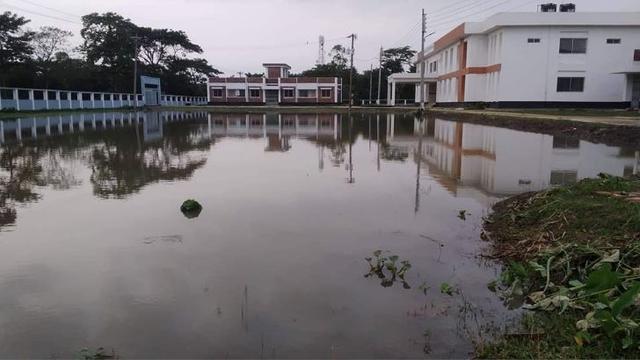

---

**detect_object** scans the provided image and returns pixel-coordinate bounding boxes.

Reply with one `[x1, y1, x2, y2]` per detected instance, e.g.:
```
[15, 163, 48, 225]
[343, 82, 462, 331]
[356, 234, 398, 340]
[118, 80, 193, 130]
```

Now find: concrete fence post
[29, 90, 35, 110]
[14, 89, 20, 111]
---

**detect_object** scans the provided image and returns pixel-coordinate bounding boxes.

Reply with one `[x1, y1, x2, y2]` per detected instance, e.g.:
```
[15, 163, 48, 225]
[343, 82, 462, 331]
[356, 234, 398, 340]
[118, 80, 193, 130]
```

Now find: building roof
[417, 12, 640, 61]
[262, 63, 292, 69]
[467, 12, 640, 34]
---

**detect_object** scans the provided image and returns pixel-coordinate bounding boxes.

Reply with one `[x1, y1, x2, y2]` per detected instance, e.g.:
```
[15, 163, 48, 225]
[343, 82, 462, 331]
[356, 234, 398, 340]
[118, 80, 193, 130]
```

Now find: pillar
[14, 89, 20, 111]
[391, 82, 396, 106]
[29, 90, 35, 110]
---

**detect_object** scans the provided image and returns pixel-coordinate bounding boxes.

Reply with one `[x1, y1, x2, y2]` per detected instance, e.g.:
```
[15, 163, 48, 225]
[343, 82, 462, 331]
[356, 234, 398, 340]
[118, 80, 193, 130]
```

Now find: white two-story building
[388, 8, 640, 108]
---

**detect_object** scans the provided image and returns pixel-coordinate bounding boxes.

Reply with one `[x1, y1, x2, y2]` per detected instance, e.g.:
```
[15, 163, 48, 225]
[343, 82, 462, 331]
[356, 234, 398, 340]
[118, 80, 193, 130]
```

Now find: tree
[0, 12, 34, 85]
[137, 27, 202, 67]
[80, 12, 137, 68]
[163, 57, 220, 95]
[31, 26, 73, 64]
[382, 46, 417, 74]
[31, 26, 73, 87]
[329, 44, 349, 68]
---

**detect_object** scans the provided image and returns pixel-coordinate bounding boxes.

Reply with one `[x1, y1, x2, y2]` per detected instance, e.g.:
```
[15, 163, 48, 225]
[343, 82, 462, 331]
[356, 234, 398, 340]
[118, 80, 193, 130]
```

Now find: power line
[14, 0, 82, 19]
[427, 0, 491, 22]
[0, 1, 82, 24]
[428, 0, 537, 29]
[427, 0, 511, 28]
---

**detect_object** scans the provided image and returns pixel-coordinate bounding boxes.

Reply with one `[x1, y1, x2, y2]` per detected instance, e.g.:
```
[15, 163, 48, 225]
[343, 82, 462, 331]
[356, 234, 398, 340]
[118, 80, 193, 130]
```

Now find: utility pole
[368, 64, 373, 104]
[132, 35, 141, 108]
[420, 8, 427, 110]
[347, 33, 357, 110]
[377, 46, 383, 105]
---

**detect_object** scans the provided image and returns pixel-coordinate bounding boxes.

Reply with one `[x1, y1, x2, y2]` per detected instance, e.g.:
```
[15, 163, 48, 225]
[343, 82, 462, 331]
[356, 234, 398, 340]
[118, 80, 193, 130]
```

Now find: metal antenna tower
[317, 35, 325, 65]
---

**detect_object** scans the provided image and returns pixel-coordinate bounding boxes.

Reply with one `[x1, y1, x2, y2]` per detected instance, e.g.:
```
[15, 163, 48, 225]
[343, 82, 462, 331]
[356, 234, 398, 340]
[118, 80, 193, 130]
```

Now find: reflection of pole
[347, 113, 355, 183]
[368, 114, 371, 151]
[376, 114, 380, 172]
[414, 117, 423, 214]
[635, 151, 639, 175]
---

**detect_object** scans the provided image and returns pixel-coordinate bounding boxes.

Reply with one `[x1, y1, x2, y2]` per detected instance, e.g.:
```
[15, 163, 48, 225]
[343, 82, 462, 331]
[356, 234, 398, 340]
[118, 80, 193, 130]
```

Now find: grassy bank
[478, 175, 640, 358]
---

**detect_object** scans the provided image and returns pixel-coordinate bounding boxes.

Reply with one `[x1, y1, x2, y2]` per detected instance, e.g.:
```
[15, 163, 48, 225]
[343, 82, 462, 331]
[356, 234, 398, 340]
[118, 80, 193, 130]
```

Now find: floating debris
[180, 199, 202, 218]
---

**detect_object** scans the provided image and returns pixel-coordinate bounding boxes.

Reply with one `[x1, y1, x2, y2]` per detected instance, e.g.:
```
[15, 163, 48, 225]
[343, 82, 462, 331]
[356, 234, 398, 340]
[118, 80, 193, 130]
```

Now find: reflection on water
[0, 110, 637, 358]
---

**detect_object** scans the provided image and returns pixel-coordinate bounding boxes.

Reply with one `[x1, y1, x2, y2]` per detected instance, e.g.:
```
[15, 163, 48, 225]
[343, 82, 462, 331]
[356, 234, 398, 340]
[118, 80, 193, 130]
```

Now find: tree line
[0, 11, 219, 96]
[295, 45, 417, 103]
[1, 10, 417, 101]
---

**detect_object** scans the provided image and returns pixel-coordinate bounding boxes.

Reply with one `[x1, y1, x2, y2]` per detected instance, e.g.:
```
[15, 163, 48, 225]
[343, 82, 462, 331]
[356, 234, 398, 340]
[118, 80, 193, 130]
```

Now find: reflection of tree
[90, 123, 211, 198]
[0, 147, 44, 228]
[0, 145, 83, 229]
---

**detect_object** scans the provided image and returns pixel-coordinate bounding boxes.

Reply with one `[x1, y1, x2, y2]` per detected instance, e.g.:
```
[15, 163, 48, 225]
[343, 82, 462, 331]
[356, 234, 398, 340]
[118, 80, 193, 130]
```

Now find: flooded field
[0, 110, 637, 358]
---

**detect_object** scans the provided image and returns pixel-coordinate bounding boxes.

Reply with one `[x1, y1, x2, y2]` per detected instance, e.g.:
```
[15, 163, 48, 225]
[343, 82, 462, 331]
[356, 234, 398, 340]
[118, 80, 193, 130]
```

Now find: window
[553, 135, 580, 149]
[606, 38, 621, 44]
[557, 77, 585, 92]
[550, 170, 577, 186]
[47, 91, 56, 100]
[559, 38, 587, 54]
[249, 89, 261, 98]
[298, 89, 316, 98]
[228, 89, 245, 97]
[635, 49, 640, 62]
[212, 88, 223, 97]
[320, 89, 332, 98]
[104, 94, 111, 101]
[528, 38, 541, 43]
[282, 89, 295, 98]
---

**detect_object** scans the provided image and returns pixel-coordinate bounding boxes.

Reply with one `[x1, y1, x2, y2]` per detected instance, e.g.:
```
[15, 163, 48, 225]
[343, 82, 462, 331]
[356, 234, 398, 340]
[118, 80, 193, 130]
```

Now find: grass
[478, 175, 640, 358]
[476, 312, 640, 359]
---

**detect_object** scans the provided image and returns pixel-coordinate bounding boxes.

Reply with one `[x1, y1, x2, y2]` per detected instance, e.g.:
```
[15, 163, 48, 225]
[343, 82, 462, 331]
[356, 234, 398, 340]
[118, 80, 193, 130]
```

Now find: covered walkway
[387, 73, 437, 106]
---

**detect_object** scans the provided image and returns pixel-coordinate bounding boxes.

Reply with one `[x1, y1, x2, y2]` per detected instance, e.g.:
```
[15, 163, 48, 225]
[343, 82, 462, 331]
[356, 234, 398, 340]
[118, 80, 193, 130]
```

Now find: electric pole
[377, 46, 383, 105]
[132, 35, 141, 108]
[369, 64, 373, 104]
[420, 9, 427, 110]
[347, 33, 357, 109]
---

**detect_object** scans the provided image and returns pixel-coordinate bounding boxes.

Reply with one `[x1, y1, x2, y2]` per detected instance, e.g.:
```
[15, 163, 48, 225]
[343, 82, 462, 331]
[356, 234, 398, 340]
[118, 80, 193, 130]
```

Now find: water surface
[0, 110, 637, 358]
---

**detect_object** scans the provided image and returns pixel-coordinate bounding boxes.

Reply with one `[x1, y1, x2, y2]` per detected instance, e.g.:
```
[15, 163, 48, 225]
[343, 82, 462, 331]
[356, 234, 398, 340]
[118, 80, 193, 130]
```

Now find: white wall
[498, 26, 640, 103]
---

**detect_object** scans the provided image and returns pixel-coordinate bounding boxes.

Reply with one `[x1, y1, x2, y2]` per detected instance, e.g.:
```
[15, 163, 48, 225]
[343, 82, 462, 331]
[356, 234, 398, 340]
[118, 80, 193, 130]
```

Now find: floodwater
[0, 110, 637, 358]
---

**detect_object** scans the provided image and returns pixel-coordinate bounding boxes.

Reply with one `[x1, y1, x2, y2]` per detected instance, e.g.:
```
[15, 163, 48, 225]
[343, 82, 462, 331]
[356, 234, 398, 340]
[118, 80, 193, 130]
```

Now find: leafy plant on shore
[364, 250, 412, 289]
[485, 175, 640, 354]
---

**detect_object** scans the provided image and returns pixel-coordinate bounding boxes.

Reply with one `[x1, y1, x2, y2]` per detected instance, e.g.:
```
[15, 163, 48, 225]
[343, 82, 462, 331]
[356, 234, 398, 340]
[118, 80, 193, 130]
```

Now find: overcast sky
[2, 0, 639, 74]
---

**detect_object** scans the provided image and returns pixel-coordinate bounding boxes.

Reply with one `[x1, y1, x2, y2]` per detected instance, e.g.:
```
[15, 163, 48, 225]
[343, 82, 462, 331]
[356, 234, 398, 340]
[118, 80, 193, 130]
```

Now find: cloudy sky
[2, 0, 639, 74]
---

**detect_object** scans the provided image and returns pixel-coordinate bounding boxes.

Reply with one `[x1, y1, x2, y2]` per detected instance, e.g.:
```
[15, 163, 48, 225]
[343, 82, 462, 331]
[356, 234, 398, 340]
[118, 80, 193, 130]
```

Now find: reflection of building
[0, 111, 209, 144]
[386, 114, 640, 203]
[207, 113, 341, 152]
[208, 63, 341, 105]
[388, 9, 640, 108]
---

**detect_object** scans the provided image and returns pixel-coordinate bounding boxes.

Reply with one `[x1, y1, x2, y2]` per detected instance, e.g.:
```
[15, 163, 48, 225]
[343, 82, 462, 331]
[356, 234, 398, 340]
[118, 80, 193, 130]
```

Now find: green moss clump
[180, 199, 202, 218]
